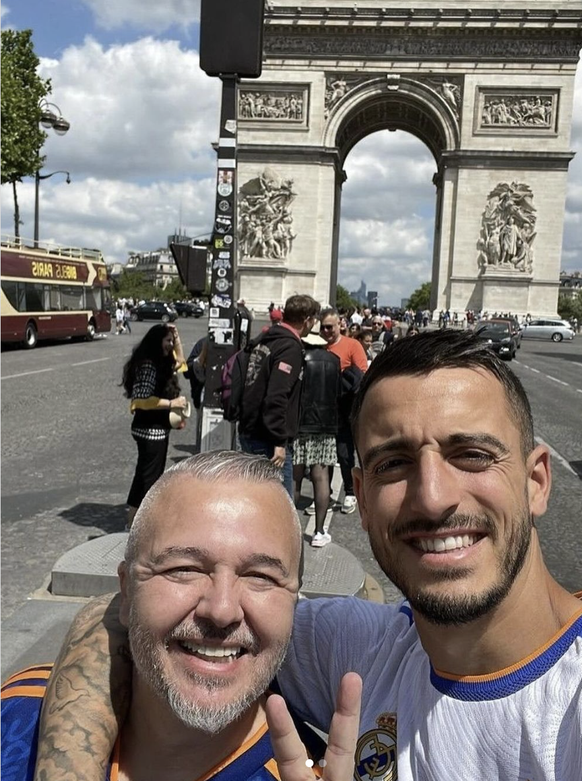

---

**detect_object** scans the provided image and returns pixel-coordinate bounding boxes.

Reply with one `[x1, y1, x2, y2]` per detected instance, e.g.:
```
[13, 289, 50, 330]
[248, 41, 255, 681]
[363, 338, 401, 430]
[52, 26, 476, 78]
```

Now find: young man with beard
[2, 451, 360, 781]
[25, 332, 582, 780]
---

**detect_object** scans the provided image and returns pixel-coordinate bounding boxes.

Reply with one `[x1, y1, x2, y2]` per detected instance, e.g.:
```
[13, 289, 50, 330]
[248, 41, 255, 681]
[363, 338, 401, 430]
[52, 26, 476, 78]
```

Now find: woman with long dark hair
[123, 323, 188, 528]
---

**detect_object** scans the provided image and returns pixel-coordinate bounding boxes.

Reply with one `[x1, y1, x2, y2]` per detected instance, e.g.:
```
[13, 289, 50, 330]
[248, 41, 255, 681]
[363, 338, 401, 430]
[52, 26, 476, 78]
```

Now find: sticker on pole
[211, 294, 232, 309]
[218, 200, 230, 212]
[215, 279, 231, 293]
[225, 119, 237, 133]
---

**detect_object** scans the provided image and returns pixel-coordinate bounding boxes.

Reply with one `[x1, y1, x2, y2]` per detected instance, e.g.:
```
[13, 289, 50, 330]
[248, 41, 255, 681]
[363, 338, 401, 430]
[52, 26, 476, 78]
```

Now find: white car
[521, 319, 575, 342]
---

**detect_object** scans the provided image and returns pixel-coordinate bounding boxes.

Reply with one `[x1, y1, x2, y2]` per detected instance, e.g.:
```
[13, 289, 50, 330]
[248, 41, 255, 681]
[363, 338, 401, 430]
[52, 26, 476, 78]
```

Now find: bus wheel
[24, 321, 38, 349]
[86, 320, 96, 341]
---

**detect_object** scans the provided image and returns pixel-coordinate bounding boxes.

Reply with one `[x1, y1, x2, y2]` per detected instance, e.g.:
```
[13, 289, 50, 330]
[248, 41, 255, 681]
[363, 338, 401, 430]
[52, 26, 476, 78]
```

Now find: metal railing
[1, 235, 104, 263]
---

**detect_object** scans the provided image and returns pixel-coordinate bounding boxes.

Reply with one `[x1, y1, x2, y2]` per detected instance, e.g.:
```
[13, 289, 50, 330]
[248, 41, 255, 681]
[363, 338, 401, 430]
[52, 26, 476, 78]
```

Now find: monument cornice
[265, 5, 582, 28]
[238, 144, 342, 167]
[264, 26, 582, 61]
[441, 150, 575, 169]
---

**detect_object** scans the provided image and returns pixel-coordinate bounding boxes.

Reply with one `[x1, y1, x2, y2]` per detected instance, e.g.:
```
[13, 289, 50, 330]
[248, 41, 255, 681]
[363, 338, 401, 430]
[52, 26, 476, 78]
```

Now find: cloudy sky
[2, 2, 581, 306]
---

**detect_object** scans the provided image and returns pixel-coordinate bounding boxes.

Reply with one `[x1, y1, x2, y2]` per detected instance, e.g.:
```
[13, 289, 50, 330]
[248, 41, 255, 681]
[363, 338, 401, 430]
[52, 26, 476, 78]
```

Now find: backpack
[220, 346, 250, 422]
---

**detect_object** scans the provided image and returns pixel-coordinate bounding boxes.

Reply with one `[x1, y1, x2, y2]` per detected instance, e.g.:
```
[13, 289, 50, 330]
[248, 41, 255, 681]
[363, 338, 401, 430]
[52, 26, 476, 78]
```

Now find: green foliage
[407, 282, 431, 311]
[557, 293, 582, 324]
[1, 30, 50, 184]
[335, 283, 358, 311]
[155, 277, 189, 302]
[112, 269, 196, 303]
[111, 270, 156, 301]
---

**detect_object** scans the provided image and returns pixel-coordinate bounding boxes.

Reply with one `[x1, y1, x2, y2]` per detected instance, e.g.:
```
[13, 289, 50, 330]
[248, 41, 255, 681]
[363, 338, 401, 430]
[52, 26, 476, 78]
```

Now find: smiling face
[354, 367, 550, 625]
[119, 477, 300, 733]
[321, 314, 340, 345]
[161, 330, 174, 356]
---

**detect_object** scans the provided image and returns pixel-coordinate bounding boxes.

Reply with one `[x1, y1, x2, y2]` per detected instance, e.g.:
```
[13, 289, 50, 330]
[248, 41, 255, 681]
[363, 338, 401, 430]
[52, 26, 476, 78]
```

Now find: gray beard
[128, 615, 289, 734]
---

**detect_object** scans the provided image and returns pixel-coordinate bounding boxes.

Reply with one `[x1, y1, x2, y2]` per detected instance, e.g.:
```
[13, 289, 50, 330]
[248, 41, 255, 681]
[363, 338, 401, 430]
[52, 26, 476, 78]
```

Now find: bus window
[2, 280, 20, 311]
[60, 285, 84, 311]
[25, 283, 45, 312]
[48, 286, 61, 311]
[85, 286, 103, 312]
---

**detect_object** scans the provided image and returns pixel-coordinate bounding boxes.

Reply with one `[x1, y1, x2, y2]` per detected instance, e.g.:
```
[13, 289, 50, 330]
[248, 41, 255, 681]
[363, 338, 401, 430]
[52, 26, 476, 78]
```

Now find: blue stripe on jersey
[398, 604, 413, 626]
[430, 613, 582, 701]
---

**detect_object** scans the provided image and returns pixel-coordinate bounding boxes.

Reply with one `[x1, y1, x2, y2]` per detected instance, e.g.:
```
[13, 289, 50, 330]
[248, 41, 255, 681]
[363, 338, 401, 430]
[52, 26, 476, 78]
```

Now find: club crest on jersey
[354, 713, 397, 781]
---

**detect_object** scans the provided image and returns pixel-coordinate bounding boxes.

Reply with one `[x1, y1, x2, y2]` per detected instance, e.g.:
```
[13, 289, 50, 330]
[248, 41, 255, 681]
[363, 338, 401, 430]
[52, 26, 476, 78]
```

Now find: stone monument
[235, 1, 582, 316]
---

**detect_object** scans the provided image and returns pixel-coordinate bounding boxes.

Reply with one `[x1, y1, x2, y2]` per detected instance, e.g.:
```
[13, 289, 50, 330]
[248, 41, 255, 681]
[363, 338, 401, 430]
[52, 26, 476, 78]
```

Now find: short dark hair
[283, 295, 320, 324]
[351, 330, 534, 456]
[320, 307, 338, 320]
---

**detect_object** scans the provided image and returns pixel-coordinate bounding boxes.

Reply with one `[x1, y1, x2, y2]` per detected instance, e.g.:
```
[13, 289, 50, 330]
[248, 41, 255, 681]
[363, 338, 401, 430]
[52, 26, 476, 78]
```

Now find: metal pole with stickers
[198, 0, 265, 451]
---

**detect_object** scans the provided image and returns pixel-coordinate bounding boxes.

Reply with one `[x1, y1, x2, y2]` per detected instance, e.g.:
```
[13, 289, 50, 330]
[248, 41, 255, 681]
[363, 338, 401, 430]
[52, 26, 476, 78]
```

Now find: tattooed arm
[33, 593, 132, 781]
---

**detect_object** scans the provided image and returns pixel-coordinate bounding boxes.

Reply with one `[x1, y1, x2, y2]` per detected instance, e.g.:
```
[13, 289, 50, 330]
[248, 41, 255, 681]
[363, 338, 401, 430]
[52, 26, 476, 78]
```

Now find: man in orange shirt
[320, 308, 368, 513]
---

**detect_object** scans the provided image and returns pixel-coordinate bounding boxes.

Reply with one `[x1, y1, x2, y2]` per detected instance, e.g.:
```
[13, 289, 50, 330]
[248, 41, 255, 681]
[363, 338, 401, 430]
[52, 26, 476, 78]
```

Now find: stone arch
[236, 4, 582, 316]
[324, 77, 460, 163]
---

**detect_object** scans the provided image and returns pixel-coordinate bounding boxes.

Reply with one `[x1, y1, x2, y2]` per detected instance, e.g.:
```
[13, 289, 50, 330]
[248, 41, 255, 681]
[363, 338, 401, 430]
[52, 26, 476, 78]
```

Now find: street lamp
[34, 100, 71, 247]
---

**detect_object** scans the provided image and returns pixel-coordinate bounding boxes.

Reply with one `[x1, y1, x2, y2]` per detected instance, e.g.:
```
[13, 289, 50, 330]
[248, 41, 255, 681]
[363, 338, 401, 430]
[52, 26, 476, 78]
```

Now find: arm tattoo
[33, 593, 132, 780]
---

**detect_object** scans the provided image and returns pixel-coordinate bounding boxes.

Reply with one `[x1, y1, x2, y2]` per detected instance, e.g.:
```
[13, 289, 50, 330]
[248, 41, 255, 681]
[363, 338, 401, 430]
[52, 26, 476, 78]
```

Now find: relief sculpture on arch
[478, 182, 537, 274]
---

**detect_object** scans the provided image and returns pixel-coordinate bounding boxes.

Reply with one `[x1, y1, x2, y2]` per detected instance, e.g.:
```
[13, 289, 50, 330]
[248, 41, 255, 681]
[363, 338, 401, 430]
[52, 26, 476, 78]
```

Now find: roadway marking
[545, 374, 569, 387]
[70, 358, 110, 367]
[535, 436, 578, 477]
[1, 368, 54, 380]
[516, 361, 582, 393]
[2, 356, 111, 379]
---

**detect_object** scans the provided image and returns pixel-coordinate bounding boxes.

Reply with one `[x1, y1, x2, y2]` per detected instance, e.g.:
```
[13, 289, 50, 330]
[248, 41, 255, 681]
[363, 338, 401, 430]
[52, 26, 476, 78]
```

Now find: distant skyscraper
[367, 290, 378, 309]
[350, 279, 367, 305]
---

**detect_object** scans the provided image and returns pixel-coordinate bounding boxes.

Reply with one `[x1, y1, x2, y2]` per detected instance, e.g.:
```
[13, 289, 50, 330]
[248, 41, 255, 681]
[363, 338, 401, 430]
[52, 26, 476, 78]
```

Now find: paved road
[2, 323, 581, 619]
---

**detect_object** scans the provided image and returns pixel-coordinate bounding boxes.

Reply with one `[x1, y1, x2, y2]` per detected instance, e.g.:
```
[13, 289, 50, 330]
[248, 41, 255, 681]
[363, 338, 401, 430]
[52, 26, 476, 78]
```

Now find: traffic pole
[199, 75, 239, 452]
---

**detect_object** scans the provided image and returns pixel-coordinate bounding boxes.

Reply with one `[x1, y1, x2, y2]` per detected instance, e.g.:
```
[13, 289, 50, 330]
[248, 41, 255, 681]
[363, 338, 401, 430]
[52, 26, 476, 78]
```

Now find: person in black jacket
[238, 294, 320, 496]
[293, 326, 341, 547]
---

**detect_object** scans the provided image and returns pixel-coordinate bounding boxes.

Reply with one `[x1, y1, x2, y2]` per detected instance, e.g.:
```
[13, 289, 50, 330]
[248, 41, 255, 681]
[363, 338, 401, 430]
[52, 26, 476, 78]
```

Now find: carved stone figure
[478, 182, 537, 273]
[239, 169, 297, 260]
[324, 74, 370, 118]
[239, 89, 305, 122]
[480, 93, 555, 129]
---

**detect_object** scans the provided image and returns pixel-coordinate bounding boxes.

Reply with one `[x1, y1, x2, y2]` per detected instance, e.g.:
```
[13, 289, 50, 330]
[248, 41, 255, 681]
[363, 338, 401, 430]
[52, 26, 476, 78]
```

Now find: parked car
[174, 301, 205, 318]
[521, 319, 575, 342]
[488, 317, 523, 349]
[131, 301, 177, 323]
[475, 321, 518, 360]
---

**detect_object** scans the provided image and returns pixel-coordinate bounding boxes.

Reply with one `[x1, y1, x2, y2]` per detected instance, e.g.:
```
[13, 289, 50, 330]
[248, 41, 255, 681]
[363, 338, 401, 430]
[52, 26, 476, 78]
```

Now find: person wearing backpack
[238, 294, 320, 497]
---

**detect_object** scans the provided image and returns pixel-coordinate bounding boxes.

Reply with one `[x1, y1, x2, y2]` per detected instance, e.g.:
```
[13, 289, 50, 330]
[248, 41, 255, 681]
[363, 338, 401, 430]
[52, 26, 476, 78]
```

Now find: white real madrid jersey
[278, 597, 582, 781]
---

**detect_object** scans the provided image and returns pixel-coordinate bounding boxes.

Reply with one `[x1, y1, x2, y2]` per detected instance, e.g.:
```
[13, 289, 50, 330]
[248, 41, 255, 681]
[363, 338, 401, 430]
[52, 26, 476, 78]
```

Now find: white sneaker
[311, 531, 332, 548]
[341, 495, 357, 514]
[304, 501, 316, 516]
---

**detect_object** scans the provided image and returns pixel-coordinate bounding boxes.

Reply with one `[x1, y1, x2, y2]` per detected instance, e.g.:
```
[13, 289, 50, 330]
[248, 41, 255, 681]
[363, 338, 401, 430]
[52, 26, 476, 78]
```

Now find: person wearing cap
[293, 322, 341, 547]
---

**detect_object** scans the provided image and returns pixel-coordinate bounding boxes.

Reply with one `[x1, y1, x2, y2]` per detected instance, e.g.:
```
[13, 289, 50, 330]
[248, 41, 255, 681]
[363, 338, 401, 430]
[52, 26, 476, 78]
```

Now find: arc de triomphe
[235, 2, 582, 315]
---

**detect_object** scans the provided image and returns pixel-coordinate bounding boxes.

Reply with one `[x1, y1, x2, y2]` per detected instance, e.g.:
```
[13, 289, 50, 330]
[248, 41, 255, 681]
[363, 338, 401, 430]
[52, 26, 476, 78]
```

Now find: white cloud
[7, 177, 215, 259]
[38, 37, 220, 179]
[338, 130, 436, 304]
[80, 0, 200, 32]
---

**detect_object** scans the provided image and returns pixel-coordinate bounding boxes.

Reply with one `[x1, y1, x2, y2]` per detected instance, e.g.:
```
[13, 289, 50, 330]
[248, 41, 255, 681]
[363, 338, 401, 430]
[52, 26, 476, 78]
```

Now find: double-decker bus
[1, 236, 111, 348]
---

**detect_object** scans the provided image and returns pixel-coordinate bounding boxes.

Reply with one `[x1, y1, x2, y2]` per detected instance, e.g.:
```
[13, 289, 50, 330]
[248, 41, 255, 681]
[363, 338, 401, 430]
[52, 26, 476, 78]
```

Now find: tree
[557, 294, 582, 325]
[407, 282, 431, 311]
[1, 29, 51, 237]
[335, 283, 358, 312]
